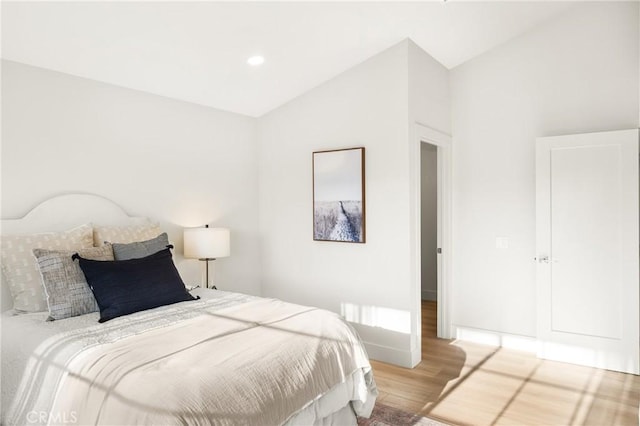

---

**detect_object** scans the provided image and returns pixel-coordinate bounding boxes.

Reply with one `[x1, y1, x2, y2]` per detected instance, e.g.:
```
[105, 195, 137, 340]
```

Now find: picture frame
[312, 147, 366, 243]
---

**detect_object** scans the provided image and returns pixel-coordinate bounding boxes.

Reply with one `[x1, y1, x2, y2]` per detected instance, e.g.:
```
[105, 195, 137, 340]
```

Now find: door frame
[409, 122, 453, 366]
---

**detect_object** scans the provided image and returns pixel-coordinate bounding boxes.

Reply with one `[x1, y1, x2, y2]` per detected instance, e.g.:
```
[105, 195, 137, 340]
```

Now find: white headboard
[1, 193, 148, 234]
[1, 193, 150, 311]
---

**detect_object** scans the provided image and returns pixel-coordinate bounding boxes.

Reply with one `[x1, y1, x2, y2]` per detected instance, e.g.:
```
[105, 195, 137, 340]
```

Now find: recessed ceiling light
[247, 56, 265, 66]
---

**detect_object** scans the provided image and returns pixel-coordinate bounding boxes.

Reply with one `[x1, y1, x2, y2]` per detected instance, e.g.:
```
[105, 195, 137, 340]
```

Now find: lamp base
[199, 258, 217, 289]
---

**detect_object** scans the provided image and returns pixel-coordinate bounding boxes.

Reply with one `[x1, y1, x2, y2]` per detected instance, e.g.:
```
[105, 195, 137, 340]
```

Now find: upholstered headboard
[1, 193, 150, 312]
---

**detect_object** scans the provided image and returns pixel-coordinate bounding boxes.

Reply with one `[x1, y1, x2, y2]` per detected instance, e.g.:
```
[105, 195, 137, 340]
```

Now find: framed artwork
[313, 147, 365, 243]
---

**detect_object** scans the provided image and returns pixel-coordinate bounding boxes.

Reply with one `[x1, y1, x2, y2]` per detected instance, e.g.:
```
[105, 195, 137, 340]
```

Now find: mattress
[1, 288, 377, 425]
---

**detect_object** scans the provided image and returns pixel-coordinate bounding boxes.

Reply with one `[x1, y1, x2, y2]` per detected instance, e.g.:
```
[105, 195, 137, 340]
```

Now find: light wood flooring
[370, 301, 640, 425]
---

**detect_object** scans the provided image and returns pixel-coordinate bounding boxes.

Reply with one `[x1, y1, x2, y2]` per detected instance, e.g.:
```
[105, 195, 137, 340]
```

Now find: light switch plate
[496, 237, 509, 249]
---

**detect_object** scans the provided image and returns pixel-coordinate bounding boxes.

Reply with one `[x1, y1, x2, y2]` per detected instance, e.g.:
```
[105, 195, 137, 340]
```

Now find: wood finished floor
[370, 301, 640, 425]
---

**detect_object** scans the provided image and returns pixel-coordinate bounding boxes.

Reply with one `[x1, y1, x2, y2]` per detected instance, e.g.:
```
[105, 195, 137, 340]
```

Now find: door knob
[537, 255, 550, 263]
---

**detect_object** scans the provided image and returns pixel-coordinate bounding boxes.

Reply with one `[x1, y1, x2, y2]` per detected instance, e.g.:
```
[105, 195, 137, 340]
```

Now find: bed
[1, 194, 377, 425]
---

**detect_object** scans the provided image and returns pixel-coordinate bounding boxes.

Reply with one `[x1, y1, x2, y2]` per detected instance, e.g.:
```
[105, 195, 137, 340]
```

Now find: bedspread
[3, 290, 376, 425]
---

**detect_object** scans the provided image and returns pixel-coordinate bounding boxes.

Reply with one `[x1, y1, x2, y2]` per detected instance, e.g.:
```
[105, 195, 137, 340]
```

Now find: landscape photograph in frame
[313, 147, 365, 243]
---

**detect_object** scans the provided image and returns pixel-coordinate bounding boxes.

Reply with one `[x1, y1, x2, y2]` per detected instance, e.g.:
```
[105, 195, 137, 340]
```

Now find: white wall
[1, 60, 261, 294]
[450, 2, 639, 337]
[408, 40, 451, 137]
[259, 40, 450, 366]
[259, 41, 417, 365]
[420, 143, 437, 301]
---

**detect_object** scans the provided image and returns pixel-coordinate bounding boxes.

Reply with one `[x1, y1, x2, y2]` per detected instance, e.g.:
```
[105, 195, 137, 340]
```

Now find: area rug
[357, 402, 448, 426]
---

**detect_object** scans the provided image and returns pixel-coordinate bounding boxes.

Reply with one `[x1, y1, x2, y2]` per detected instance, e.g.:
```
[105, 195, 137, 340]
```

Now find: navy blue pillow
[75, 248, 197, 322]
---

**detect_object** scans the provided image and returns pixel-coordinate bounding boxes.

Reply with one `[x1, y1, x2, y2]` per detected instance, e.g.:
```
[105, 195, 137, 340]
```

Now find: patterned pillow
[112, 233, 170, 260]
[33, 244, 114, 320]
[0, 224, 93, 312]
[93, 223, 162, 246]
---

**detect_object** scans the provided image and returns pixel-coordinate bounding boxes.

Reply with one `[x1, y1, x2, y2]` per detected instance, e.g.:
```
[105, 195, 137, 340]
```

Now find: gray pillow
[112, 233, 170, 260]
[33, 244, 114, 321]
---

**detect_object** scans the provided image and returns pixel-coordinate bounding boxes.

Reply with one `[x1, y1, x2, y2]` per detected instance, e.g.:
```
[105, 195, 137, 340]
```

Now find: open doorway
[420, 143, 439, 340]
[410, 123, 451, 366]
[420, 143, 438, 302]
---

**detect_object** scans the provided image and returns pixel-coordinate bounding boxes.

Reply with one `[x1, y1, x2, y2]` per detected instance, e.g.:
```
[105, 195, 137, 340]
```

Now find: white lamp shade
[183, 227, 230, 259]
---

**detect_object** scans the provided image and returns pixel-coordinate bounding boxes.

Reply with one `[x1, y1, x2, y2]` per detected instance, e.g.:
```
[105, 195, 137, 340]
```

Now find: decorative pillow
[0, 224, 93, 312]
[76, 248, 196, 323]
[33, 244, 114, 320]
[93, 223, 162, 246]
[112, 233, 170, 260]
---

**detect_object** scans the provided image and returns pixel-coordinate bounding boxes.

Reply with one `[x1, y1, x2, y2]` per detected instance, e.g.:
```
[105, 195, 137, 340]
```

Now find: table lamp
[183, 225, 230, 289]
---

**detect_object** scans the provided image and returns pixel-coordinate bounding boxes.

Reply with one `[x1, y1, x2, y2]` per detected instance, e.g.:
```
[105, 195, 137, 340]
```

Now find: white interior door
[536, 129, 639, 375]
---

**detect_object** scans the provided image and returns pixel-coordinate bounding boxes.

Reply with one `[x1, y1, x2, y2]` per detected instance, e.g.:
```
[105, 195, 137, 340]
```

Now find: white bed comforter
[2, 290, 377, 425]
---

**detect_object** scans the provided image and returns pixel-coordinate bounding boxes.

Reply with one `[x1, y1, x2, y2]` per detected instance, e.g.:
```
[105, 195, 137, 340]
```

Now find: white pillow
[1, 224, 94, 312]
[93, 223, 162, 246]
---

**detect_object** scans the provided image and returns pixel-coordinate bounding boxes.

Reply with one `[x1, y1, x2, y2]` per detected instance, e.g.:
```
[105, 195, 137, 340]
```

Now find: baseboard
[453, 325, 537, 353]
[421, 290, 437, 301]
[363, 341, 415, 368]
[365, 327, 537, 368]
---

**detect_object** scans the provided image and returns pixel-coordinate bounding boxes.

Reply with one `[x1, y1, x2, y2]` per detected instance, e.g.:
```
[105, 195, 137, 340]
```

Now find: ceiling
[1, 1, 577, 117]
